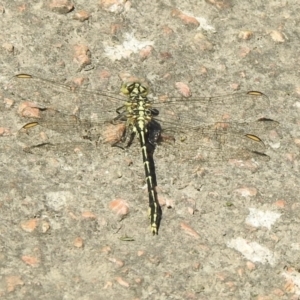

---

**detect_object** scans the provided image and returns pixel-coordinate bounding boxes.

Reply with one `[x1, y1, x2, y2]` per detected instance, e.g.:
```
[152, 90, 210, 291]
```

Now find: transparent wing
[154, 90, 270, 124]
[8, 74, 126, 123]
[8, 74, 278, 161]
[158, 118, 278, 162]
[9, 74, 269, 123]
[151, 90, 277, 162]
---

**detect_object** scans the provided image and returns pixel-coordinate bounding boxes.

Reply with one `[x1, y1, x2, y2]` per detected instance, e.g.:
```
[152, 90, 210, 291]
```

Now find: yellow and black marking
[120, 82, 162, 235]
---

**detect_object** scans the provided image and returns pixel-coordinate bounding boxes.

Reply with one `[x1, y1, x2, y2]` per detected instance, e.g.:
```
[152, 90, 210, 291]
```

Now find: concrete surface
[0, 1, 300, 299]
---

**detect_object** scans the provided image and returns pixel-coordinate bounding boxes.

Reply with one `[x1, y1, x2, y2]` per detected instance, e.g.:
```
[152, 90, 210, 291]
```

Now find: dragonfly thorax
[120, 81, 154, 125]
[125, 95, 154, 130]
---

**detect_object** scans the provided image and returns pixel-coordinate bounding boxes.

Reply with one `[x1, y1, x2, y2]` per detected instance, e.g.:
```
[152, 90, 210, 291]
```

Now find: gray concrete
[0, 1, 299, 299]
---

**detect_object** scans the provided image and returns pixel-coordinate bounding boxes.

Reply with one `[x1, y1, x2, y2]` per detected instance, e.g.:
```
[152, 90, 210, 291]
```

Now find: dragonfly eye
[120, 83, 131, 95]
[138, 84, 148, 96]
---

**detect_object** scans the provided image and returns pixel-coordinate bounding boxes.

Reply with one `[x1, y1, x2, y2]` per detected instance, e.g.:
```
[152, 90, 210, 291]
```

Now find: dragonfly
[8, 73, 278, 235]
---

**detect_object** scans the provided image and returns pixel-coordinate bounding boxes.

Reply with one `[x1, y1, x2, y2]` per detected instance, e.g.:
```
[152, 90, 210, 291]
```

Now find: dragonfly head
[120, 82, 149, 97]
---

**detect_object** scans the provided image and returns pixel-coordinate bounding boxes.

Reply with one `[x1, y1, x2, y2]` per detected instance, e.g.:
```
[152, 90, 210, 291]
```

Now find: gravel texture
[0, 1, 300, 299]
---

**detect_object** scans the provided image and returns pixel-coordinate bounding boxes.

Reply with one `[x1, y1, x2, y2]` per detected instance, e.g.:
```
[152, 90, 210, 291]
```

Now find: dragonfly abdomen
[123, 82, 162, 234]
